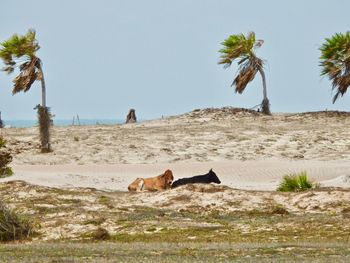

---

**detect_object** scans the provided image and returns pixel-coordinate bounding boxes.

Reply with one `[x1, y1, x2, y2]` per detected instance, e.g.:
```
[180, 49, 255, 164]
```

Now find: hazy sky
[1, 0, 349, 120]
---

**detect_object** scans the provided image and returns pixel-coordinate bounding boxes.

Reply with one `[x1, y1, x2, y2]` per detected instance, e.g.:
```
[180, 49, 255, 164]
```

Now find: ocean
[2, 119, 125, 128]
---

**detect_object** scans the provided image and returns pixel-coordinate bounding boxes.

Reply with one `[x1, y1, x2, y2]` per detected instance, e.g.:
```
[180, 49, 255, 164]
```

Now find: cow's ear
[210, 168, 213, 172]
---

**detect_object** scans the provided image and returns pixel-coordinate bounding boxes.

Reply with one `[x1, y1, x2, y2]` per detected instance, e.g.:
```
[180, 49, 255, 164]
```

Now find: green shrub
[0, 201, 33, 241]
[0, 167, 13, 177]
[277, 172, 314, 192]
[0, 137, 13, 178]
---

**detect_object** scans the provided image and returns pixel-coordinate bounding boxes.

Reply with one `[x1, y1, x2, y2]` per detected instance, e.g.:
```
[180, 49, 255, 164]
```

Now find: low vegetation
[0, 201, 33, 242]
[0, 181, 349, 261]
[277, 172, 314, 192]
[1, 241, 350, 263]
[0, 137, 13, 178]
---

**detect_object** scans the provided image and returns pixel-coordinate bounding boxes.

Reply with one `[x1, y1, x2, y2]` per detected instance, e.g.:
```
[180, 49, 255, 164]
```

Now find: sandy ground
[1, 108, 350, 191]
[1, 180, 350, 241]
[1, 108, 350, 244]
[1, 160, 350, 191]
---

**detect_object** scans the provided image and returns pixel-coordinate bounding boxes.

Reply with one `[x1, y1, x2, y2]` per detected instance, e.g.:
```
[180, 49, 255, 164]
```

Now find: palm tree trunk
[37, 60, 51, 152]
[258, 68, 271, 115]
[38, 60, 46, 108]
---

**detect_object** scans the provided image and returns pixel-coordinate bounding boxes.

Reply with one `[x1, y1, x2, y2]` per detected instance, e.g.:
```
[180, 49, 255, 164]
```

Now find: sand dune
[1, 108, 350, 191]
[1, 108, 350, 244]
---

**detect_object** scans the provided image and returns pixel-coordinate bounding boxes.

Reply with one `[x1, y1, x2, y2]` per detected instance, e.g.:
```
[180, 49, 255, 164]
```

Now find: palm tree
[218, 32, 271, 115]
[320, 32, 350, 103]
[0, 29, 51, 152]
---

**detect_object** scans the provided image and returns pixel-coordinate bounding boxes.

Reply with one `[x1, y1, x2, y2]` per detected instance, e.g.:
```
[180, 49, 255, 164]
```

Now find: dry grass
[0, 201, 33, 241]
[0, 180, 349, 261]
[0, 242, 349, 262]
[0, 181, 349, 243]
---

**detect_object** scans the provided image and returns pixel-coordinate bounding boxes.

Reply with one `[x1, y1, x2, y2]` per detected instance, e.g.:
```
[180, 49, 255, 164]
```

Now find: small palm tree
[0, 29, 51, 152]
[218, 32, 271, 114]
[320, 32, 350, 103]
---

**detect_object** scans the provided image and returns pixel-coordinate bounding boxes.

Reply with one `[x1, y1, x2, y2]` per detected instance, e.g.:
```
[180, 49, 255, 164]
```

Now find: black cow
[171, 169, 221, 188]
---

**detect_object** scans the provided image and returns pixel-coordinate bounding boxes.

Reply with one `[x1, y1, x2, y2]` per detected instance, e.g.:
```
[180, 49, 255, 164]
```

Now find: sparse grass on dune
[1, 181, 350, 244]
[0, 201, 33, 242]
[0, 181, 349, 261]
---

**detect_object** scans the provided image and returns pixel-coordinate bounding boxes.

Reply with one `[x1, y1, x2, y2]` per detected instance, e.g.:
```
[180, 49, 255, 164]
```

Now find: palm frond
[0, 29, 39, 61]
[0, 30, 41, 94]
[12, 58, 40, 94]
[233, 56, 263, 93]
[218, 32, 257, 67]
[218, 31, 264, 92]
[320, 32, 350, 103]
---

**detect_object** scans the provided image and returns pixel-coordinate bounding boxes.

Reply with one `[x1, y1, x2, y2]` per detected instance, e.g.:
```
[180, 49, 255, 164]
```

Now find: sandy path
[2, 159, 349, 191]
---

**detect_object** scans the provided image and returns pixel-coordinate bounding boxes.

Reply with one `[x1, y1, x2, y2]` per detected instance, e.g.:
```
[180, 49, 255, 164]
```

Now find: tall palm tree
[320, 32, 350, 103]
[0, 29, 51, 152]
[218, 32, 271, 115]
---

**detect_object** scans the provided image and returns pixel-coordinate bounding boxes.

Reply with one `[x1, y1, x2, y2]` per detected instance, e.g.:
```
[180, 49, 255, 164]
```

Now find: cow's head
[208, 169, 221, 184]
[163, 169, 174, 187]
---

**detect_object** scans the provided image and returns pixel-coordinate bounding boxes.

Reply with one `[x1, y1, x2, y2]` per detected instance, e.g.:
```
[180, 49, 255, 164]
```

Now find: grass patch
[277, 171, 313, 192]
[98, 195, 113, 208]
[0, 201, 34, 242]
[0, 242, 350, 263]
[112, 227, 225, 243]
[0, 167, 13, 178]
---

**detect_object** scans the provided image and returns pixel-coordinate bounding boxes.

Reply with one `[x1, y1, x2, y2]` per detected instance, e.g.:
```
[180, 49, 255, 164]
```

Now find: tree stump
[126, 109, 137, 124]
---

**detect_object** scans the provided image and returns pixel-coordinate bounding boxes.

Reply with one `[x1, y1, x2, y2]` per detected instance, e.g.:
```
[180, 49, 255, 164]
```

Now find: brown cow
[128, 169, 174, 192]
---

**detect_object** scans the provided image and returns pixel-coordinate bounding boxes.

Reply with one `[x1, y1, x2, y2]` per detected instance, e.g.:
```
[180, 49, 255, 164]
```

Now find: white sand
[2, 159, 349, 191]
[1, 108, 350, 191]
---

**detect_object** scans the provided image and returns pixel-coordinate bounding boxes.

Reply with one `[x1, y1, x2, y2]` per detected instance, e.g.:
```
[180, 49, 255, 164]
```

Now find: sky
[0, 0, 350, 120]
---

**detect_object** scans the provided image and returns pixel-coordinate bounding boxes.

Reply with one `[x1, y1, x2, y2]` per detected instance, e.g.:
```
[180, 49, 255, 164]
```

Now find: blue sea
[3, 119, 125, 128]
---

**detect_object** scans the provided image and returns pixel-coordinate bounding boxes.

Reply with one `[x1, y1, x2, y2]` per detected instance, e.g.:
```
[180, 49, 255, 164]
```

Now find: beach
[2, 1, 350, 260]
[1, 108, 350, 191]
[1, 108, 350, 245]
